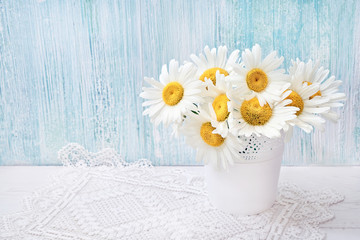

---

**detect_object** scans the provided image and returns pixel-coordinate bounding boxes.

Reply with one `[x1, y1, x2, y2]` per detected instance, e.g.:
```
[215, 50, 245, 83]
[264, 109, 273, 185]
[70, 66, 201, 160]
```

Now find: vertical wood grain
[0, 0, 358, 165]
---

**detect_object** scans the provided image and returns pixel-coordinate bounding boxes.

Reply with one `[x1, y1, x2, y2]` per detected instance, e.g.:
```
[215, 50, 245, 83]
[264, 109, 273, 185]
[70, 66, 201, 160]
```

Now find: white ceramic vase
[204, 134, 284, 215]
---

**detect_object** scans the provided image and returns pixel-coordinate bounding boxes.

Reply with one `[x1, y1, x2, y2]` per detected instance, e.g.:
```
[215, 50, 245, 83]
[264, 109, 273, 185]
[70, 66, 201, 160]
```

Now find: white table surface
[0, 166, 359, 239]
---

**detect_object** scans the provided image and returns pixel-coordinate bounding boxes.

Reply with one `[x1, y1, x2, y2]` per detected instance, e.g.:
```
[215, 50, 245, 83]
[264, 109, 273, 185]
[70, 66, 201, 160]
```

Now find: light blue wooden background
[0, 0, 359, 165]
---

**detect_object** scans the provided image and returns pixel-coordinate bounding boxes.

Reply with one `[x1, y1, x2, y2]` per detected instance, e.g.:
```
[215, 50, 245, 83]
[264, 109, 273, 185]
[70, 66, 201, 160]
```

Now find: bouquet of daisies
[140, 45, 345, 169]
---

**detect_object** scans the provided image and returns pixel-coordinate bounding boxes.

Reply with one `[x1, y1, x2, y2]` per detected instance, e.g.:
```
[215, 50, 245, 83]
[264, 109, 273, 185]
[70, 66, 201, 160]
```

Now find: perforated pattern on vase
[238, 134, 284, 161]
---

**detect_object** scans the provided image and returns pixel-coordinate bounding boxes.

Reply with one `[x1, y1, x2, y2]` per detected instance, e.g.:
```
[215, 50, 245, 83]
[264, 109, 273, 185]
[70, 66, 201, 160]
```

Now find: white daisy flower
[289, 59, 346, 122]
[140, 59, 204, 127]
[181, 106, 243, 170]
[284, 61, 331, 133]
[228, 94, 298, 138]
[229, 44, 289, 107]
[203, 71, 234, 137]
[190, 45, 239, 86]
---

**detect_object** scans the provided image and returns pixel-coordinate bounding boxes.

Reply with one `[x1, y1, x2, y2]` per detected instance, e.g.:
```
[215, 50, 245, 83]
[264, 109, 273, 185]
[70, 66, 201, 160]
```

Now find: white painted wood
[323, 229, 360, 240]
[0, 166, 359, 239]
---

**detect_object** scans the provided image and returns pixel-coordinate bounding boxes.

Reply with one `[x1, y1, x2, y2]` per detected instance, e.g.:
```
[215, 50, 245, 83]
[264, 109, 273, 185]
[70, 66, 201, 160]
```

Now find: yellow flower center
[285, 90, 304, 116]
[303, 81, 322, 99]
[246, 68, 268, 92]
[200, 122, 225, 147]
[199, 67, 229, 85]
[212, 94, 230, 122]
[162, 82, 184, 106]
[240, 97, 272, 125]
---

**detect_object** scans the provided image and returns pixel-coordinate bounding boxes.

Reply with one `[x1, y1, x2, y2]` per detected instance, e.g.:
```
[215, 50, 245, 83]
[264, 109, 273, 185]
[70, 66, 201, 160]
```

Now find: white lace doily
[0, 144, 344, 240]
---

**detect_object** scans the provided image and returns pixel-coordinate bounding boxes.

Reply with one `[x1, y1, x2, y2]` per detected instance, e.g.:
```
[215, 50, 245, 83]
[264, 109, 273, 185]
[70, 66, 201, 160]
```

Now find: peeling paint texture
[0, 0, 359, 165]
